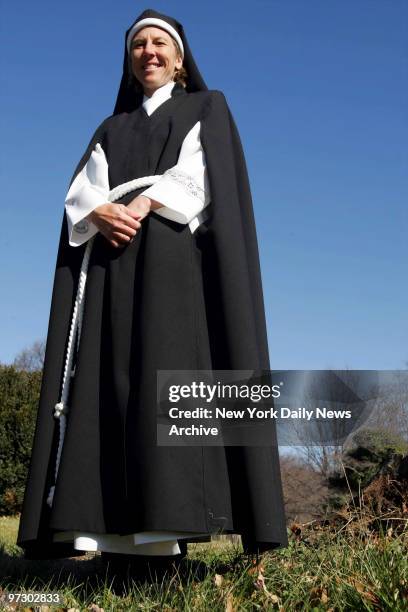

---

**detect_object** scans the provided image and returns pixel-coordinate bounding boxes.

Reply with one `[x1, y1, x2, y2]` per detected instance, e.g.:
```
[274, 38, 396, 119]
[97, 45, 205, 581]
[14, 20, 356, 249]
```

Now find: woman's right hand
[87, 203, 142, 248]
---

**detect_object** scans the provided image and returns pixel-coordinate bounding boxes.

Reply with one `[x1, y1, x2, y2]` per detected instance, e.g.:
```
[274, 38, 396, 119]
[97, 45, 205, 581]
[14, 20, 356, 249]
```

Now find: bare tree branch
[13, 339, 45, 372]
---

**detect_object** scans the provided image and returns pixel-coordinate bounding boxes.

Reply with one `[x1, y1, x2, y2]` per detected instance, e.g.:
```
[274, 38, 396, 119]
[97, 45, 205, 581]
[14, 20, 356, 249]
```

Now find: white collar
[142, 81, 176, 116]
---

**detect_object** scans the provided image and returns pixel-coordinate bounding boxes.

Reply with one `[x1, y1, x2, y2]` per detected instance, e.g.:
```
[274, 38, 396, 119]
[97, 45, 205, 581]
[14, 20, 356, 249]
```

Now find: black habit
[17, 9, 288, 559]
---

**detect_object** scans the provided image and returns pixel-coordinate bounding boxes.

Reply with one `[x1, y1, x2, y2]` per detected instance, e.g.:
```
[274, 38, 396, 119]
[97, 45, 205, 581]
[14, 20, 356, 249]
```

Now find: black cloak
[17, 8, 288, 559]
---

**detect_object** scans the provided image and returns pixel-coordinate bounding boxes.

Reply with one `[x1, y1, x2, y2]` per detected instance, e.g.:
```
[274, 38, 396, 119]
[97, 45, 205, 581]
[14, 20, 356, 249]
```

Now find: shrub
[0, 365, 42, 514]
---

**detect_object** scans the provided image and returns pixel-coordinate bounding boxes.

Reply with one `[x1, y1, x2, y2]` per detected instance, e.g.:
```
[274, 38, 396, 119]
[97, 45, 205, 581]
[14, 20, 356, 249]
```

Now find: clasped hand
[86, 195, 156, 248]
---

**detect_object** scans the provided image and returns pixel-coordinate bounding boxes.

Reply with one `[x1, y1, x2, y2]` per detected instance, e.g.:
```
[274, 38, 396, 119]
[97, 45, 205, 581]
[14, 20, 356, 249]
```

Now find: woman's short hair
[171, 39, 188, 88]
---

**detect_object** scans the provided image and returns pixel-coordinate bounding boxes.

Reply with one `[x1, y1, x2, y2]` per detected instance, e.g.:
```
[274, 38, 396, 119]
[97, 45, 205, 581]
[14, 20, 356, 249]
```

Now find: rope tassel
[47, 175, 161, 508]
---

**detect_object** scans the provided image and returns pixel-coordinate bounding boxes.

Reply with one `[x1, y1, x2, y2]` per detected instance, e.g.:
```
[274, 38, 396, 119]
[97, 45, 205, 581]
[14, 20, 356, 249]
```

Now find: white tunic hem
[53, 530, 210, 556]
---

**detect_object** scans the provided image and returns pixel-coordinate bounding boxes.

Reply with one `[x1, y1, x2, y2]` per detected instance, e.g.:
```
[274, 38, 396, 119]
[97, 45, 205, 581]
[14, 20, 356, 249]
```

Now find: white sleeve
[140, 121, 211, 225]
[64, 143, 110, 247]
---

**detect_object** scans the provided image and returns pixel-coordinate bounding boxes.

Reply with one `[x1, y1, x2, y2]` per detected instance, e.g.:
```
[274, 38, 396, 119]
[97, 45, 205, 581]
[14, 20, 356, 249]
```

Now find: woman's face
[130, 26, 183, 96]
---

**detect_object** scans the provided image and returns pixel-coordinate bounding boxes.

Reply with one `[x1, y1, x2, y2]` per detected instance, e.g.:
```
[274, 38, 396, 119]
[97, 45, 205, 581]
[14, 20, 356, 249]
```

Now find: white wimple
[47, 175, 162, 508]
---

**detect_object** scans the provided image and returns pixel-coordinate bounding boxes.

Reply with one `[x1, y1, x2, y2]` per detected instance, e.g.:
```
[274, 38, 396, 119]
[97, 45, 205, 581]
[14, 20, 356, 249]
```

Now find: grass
[0, 516, 407, 611]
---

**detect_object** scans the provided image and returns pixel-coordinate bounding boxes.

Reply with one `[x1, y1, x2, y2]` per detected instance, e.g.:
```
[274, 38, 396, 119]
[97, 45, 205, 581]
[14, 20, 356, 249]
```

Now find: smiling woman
[130, 27, 183, 96]
[17, 8, 288, 570]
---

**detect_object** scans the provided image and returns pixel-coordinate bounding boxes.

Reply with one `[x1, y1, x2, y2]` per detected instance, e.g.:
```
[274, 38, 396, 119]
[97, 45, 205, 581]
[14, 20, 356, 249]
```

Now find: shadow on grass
[0, 544, 215, 598]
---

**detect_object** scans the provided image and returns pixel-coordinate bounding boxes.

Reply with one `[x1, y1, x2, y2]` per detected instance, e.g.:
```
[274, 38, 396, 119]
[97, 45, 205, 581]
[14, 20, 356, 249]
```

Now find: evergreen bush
[0, 365, 42, 514]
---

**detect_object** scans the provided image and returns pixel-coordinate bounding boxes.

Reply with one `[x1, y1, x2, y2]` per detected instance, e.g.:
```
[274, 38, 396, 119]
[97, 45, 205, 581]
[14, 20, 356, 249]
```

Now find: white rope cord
[47, 174, 162, 508]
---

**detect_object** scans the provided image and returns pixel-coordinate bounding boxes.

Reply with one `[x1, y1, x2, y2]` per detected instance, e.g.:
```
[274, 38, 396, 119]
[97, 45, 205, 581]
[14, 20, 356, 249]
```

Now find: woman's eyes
[133, 41, 167, 49]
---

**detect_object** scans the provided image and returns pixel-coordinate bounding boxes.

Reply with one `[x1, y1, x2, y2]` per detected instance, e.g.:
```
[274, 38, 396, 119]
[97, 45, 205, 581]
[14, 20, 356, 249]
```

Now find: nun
[17, 8, 288, 564]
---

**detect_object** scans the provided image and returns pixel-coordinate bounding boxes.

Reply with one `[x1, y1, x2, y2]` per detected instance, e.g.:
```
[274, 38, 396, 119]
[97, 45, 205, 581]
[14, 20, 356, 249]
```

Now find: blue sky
[1, 0, 407, 369]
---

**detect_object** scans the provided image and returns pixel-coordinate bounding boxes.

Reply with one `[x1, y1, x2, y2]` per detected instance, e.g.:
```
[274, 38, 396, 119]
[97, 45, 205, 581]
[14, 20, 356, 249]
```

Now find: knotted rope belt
[47, 174, 162, 508]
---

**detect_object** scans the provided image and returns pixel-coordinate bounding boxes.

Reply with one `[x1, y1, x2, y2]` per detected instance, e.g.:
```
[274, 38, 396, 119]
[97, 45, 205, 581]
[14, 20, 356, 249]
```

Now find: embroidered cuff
[141, 168, 210, 224]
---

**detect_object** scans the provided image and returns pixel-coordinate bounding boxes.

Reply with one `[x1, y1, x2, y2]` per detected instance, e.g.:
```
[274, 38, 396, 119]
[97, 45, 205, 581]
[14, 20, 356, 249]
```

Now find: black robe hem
[19, 530, 288, 561]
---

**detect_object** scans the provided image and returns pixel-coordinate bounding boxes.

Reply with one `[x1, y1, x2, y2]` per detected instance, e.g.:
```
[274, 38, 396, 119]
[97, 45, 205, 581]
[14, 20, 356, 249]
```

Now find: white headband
[126, 17, 184, 58]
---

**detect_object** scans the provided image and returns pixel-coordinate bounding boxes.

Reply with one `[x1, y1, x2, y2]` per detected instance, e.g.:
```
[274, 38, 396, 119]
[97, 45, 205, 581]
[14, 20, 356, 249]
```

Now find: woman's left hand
[127, 195, 152, 220]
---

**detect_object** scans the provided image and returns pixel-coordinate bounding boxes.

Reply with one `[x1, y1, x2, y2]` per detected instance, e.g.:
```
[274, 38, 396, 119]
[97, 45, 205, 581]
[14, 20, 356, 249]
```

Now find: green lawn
[0, 515, 407, 611]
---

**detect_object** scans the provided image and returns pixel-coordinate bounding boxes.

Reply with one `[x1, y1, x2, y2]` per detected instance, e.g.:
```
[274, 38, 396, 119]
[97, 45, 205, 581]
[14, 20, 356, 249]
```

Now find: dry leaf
[253, 566, 280, 603]
[281, 561, 294, 570]
[351, 580, 366, 594]
[290, 523, 302, 537]
[309, 586, 329, 606]
[254, 579, 264, 590]
[349, 580, 380, 605]
[248, 561, 265, 577]
[214, 573, 224, 587]
[225, 592, 235, 612]
[254, 565, 267, 588]
[247, 560, 260, 575]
